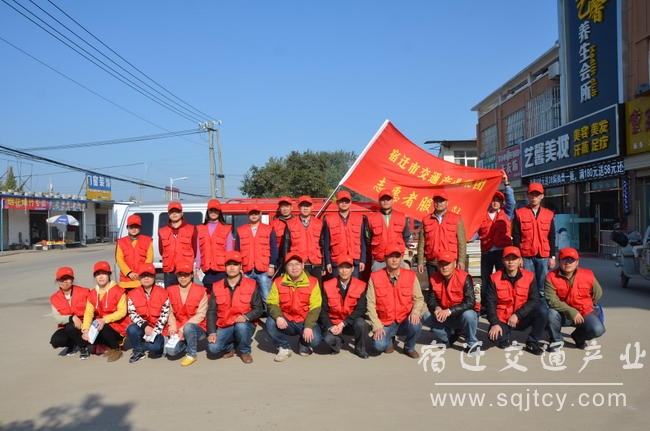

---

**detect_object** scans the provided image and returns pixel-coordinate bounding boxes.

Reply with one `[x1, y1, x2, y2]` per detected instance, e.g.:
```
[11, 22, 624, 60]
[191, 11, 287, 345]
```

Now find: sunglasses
[561, 257, 577, 264]
[176, 272, 193, 277]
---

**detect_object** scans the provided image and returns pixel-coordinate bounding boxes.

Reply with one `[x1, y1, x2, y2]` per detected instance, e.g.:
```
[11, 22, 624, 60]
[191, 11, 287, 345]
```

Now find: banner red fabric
[340, 121, 503, 241]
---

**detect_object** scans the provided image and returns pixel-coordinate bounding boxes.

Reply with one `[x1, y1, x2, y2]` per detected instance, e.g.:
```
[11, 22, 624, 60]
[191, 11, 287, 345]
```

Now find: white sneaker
[274, 347, 292, 362]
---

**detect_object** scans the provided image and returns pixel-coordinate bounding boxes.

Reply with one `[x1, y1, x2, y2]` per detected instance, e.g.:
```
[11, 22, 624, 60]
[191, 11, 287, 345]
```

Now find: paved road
[0, 244, 649, 430]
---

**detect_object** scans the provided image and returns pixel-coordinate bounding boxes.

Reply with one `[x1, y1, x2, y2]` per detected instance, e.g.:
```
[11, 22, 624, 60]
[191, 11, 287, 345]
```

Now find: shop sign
[625, 97, 650, 155]
[529, 157, 624, 187]
[496, 145, 522, 179]
[86, 173, 112, 201]
[521, 105, 619, 176]
[1, 197, 49, 210]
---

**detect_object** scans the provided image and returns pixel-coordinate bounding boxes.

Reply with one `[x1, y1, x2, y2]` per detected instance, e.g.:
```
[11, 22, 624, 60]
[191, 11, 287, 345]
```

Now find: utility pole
[201, 121, 225, 198]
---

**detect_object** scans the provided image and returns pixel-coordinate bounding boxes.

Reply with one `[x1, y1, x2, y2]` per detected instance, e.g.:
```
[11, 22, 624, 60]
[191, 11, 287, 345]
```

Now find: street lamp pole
[169, 176, 188, 201]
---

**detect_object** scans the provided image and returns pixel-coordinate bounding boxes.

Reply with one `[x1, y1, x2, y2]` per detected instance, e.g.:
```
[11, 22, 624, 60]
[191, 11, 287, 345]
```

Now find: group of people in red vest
[48, 182, 605, 364]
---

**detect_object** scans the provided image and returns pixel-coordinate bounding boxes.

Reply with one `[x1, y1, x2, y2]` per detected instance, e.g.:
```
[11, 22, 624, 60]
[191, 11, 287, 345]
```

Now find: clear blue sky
[0, 0, 558, 201]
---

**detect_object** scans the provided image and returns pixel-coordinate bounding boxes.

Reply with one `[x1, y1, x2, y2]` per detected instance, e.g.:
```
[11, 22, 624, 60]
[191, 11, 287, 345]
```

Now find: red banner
[340, 121, 503, 241]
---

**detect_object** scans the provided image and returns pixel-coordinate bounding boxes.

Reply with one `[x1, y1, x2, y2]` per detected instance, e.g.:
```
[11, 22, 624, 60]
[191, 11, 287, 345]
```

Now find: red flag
[340, 120, 502, 241]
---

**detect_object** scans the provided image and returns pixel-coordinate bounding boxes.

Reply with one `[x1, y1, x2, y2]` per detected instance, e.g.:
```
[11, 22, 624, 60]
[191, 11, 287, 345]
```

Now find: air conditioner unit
[548, 61, 560, 80]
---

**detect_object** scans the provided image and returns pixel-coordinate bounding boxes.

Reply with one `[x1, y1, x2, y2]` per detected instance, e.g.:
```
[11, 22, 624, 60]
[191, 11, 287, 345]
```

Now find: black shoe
[354, 348, 369, 359]
[571, 334, 587, 349]
[448, 333, 459, 346]
[525, 342, 543, 356]
[298, 344, 313, 356]
[330, 337, 342, 354]
[62, 346, 75, 356]
[496, 339, 511, 349]
[79, 347, 90, 360]
[148, 352, 163, 359]
[129, 351, 146, 363]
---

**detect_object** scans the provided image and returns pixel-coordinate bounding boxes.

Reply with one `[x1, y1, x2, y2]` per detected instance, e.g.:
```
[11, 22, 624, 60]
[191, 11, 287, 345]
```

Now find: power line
[45, 0, 215, 122]
[20, 128, 202, 151]
[3, 0, 201, 123]
[0, 144, 210, 198]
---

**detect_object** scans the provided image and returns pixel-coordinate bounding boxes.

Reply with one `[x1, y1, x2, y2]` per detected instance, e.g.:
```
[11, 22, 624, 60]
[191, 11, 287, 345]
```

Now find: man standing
[266, 253, 322, 362]
[165, 262, 208, 367]
[236, 204, 278, 302]
[426, 251, 479, 353]
[159, 202, 197, 288]
[417, 191, 466, 277]
[478, 173, 515, 305]
[206, 252, 263, 364]
[49, 267, 90, 359]
[195, 199, 234, 292]
[126, 263, 170, 363]
[367, 189, 409, 271]
[323, 190, 368, 279]
[272, 196, 294, 266]
[115, 214, 154, 289]
[320, 255, 370, 359]
[283, 195, 325, 284]
[512, 182, 556, 300]
[366, 245, 425, 358]
[485, 246, 547, 355]
[546, 247, 605, 349]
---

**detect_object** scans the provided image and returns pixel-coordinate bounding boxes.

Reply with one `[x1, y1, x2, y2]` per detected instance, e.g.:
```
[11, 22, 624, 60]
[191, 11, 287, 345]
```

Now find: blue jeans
[244, 270, 272, 302]
[265, 318, 322, 350]
[126, 323, 165, 357]
[490, 304, 548, 345]
[164, 323, 206, 358]
[523, 257, 549, 299]
[206, 322, 256, 355]
[428, 309, 479, 347]
[372, 318, 423, 353]
[547, 309, 606, 344]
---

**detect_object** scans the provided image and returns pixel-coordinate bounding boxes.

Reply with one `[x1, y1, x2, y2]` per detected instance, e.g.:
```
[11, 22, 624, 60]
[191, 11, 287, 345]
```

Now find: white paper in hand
[165, 334, 180, 349]
[87, 321, 99, 344]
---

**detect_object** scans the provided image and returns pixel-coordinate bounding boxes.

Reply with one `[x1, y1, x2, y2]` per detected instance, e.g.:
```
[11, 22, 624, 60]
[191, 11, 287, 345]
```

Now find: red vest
[212, 277, 257, 327]
[490, 269, 535, 323]
[429, 268, 476, 310]
[515, 206, 554, 258]
[370, 268, 416, 325]
[286, 216, 323, 264]
[272, 217, 290, 251]
[50, 286, 89, 327]
[546, 268, 595, 316]
[322, 277, 366, 325]
[87, 284, 130, 335]
[422, 212, 460, 261]
[274, 275, 319, 322]
[159, 222, 196, 272]
[478, 210, 512, 252]
[368, 210, 407, 261]
[197, 222, 232, 272]
[127, 286, 169, 332]
[324, 212, 364, 261]
[237, 223, 273, 272]
[167, 283, 207, 330]
[116, 234, 152, 282]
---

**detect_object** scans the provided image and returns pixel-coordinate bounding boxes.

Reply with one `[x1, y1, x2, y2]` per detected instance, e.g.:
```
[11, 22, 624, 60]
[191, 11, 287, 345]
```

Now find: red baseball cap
[175, 261, 194, 274]
[207, 199, 222, 211]
[493, 191, 505, 202]
[278, 196, 292, 205]
[126, 214, 142, 227]
[56, 266, 74, 280]
[168, 201, 183, 212]
[436, 250, 457, 263]
[297, 195, 313, 205]
[528, 182, 544, 194]
[138, 263, 156, 276]
[433, 190, 448, 200]
[93, 261, 112, 275]
[248, 204, 261, 213]
[385, 244, 403, 257]
[559, 247, 579, 260]
[285, 253, 304, 263]
[378, 189, 393, 200]
[502, 246, 521, 258]
[336, 190, 352, 201]
[337, 254, 354, 266]
[225, 251, 242, 264]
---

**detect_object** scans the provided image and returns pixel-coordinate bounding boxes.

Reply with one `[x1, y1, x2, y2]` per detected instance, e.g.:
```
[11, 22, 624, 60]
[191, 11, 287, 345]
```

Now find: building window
[454, 150, 477, 167]
[505, 109, 525, 147]
[480, 124, 498, 155]
[527, 86, 560, 137]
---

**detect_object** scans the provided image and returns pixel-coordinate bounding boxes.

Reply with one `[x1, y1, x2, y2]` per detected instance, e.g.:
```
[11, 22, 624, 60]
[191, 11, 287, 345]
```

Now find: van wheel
[621, 272, 629, 289]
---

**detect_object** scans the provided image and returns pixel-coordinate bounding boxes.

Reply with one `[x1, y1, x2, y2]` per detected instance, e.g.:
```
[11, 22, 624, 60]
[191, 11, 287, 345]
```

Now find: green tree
[240, 150, 357, 198]
[1, 166, 19, 191]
